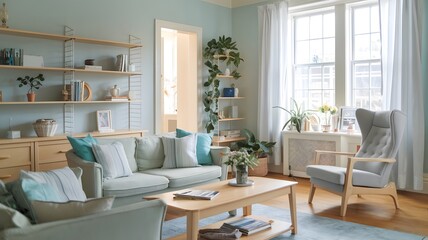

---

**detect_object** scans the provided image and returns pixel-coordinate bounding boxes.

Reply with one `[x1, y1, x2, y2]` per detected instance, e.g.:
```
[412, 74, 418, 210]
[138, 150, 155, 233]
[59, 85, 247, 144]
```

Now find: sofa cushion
[67, 134, 98, 162]
[135, 136, 165, 171]
[162, 135, 199, 169]
[306, 165, 384, 188]
[0, 203, 32, 230]
[92, 142, 133, 180]
[176, 128, 213, 165]
[97, 138, 138, 172]
[143, 166, 221, 188]
[32, 197, 115, 223]
[102, 173, 169, 197]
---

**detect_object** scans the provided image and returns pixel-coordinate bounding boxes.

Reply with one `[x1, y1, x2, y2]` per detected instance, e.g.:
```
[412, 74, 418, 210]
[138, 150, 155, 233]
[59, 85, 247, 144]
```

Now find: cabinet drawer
[37, 141, 71, 164]
[39, 161, 68, 172]
[0, 144, 32, 168]
[0, 166, 31, 182]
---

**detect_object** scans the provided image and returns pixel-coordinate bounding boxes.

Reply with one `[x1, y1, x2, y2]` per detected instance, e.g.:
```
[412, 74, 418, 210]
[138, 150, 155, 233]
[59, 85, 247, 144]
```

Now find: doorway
[155, 20, 202, 134]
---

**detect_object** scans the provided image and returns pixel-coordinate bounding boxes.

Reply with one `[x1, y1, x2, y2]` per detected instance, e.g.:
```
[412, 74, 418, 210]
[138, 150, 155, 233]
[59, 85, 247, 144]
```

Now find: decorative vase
[234, 87, 239, 97]
[110, 85, 120, 97]
[27, 93, 36, 102]
[236, 166, 248, 184]
[0, 3, 8, 28]
[224, 68, 231, 76]
[321, 124, 331, 132]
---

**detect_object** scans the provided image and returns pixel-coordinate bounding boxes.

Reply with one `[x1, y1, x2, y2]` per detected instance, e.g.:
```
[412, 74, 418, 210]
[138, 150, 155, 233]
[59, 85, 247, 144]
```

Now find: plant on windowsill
[273, 98, 313, 133]
[16, 73, 45, 102]
[203, 35, 244, 133]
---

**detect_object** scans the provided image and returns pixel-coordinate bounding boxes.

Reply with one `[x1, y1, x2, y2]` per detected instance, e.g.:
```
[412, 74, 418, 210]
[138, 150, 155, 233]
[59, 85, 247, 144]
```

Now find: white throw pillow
[20, 167, 87, 202]
[161, 134, 199, 169]
[92, 142, 133, 179]
[0, 203, 32, 230]
[31, 197, 115, 223]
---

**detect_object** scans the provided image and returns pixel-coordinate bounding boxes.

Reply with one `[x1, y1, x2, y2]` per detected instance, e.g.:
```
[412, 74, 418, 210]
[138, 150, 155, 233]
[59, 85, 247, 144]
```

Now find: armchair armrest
[314, 150, 356, 164]
[65, 150, 103, 198]
[210, 146, 230, 181]
[344, 157, 396, 189]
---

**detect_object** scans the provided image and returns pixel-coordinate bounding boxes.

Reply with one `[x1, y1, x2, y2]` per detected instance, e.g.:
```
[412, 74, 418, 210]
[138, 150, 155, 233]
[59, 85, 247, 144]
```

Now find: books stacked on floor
[115, 54, 128, 72]
[173, 190, 219, 200]
[220, 129, 241, 139]
[80, 65, 102, 71]
[0, 48, 23, 66]
[105, 96, 129, 102]
[221, 217, 272, 235]
[66, 80, 86, 101]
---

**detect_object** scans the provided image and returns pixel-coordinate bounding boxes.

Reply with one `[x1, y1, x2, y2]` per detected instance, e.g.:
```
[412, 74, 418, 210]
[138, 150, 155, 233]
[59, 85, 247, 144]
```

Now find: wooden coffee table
[145, 177, 297, 240]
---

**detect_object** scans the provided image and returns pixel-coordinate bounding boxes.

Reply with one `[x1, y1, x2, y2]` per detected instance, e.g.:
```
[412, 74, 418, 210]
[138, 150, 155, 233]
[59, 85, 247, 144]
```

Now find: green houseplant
[203, 36, 243, 133]
[16, 73, 45, 102]
[273, 99, 313, 133]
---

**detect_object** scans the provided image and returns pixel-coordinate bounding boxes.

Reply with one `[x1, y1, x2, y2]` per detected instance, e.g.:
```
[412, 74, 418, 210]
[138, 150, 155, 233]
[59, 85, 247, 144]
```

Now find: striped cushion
[92, 142, 133, 179]
[162, 135, 199, 169]
[162, 137, 177, 169]
[20, 167, 86, 202]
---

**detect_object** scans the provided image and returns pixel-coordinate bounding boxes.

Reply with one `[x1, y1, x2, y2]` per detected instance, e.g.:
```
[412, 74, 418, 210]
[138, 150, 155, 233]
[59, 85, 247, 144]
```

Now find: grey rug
[162, 204, 427, 240]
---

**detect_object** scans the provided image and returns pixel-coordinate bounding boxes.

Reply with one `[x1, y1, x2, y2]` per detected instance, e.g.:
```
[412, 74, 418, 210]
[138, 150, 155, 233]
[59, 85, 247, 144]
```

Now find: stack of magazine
[221, 217, 272, 235]
[173, 190, 219, 200]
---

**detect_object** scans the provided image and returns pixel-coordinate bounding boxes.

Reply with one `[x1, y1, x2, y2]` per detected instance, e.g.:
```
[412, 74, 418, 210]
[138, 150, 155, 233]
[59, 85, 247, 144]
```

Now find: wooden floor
[166, 173, 428, 236]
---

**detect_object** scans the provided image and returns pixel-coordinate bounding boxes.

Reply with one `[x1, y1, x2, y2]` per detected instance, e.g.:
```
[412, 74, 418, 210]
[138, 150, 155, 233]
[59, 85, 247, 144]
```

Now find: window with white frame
[350, 3, 382, 110]
[292, 10, 335, 110]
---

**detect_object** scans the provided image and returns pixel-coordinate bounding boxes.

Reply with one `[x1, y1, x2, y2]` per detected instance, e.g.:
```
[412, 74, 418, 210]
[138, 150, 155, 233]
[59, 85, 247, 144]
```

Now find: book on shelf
[79, 65, 102, 71]
[173, 190, 219, 200]
[221, 217, 272, 235]
[105, 96, 129, 101]
[67, 80, 86, 101]
[0, 48, 23, 66]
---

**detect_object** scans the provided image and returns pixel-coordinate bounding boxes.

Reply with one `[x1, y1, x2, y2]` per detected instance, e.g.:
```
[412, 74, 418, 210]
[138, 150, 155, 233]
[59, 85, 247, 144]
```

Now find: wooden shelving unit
[218, 97, 245, 100]
[0, 65, 141, 76]
[0, 100, 139, 105]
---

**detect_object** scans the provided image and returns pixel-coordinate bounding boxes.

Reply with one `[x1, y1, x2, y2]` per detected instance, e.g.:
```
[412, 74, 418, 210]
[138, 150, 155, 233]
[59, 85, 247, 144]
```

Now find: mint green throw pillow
[176, 129, 213, 165]
[67, 134, 98, 162]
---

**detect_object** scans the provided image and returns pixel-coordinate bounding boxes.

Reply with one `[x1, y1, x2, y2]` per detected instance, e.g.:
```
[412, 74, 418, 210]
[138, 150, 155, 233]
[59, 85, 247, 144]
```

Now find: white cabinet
[282, 131, 362, 177]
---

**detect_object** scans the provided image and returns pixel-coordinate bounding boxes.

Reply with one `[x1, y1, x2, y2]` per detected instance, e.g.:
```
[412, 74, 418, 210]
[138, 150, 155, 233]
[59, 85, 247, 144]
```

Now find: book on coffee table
[221, 217, 272, 235]
[173, 190, 219, 200]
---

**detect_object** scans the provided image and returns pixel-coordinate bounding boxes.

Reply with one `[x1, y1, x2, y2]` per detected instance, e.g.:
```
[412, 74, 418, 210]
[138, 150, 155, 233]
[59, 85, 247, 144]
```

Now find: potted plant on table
[224, 149, 258, 184]
[235, 129, 276, 177]
[16, 73, 45, 102]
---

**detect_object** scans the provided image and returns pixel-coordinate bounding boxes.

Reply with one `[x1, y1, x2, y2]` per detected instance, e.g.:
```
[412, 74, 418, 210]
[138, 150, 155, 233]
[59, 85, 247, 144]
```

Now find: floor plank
[165, 173, 428, 236]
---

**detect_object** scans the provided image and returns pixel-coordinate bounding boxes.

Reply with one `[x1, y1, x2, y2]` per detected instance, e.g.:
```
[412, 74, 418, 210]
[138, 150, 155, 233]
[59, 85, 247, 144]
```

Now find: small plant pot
[27, 93, 36, 102]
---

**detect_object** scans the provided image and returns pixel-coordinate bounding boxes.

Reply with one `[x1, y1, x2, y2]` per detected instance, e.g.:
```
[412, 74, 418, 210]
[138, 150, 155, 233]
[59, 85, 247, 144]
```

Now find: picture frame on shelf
[97, 110, 114, 132]
[339, 107, 357, 132]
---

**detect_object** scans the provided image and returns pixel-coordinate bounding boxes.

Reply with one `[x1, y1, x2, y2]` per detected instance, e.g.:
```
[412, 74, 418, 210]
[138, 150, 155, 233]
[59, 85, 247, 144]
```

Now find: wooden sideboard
[282, 131, 362, 178]
[0, 130, 144, 182]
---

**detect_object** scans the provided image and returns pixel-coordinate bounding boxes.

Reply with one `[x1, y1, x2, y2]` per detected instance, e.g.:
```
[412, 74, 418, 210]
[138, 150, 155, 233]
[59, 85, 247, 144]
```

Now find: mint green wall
[0, 0, 231, 136]
[232, 2, 428, 174]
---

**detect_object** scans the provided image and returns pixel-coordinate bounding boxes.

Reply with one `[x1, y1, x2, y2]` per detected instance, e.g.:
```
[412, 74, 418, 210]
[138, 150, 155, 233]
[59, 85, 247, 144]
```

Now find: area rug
[162, 204, 426, 240]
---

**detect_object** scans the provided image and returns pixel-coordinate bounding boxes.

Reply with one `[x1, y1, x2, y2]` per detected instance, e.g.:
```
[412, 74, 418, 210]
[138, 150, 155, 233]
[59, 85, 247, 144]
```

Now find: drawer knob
[0, 155, 11, 160]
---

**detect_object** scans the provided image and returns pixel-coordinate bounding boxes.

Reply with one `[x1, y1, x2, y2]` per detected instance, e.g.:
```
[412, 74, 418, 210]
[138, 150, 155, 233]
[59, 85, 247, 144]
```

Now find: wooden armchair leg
[308, 183, 316, 204]
[389, 183, 399, 209]
[340, 194, 350, 217]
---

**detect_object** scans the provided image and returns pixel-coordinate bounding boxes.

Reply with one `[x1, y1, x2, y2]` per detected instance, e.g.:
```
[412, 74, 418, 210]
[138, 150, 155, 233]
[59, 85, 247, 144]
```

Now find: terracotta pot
[27, 93, 36, 102]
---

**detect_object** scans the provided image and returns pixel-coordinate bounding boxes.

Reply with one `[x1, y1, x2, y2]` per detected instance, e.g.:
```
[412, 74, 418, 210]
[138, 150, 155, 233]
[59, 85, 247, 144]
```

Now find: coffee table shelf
[169, 215, 293, 240]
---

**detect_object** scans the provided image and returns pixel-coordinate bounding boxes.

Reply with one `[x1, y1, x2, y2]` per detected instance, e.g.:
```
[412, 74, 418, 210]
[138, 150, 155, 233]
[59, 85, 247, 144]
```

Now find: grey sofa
[66, 135, 230, 207]
[0, 199, 167, 240]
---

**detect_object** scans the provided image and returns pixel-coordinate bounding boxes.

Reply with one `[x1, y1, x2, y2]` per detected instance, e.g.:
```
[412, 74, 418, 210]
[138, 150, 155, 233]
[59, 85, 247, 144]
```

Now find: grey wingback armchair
[306, 108, 406, 216]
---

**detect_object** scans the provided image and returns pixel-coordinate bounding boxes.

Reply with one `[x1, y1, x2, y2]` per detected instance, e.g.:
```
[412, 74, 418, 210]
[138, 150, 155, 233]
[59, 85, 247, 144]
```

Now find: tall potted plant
[203, 36, 243, 133]
[235, 129, 276, 176]
[16, 73, 45, 102]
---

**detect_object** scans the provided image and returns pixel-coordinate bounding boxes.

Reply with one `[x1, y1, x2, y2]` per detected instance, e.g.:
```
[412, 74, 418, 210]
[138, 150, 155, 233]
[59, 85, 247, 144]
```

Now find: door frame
[154, 19, 203, 134]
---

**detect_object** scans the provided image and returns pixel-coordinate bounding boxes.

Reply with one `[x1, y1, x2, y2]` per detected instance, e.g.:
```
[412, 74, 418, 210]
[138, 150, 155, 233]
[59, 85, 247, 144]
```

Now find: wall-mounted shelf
[218, 118, 244, 122]
[218, 97, 245, 100]
[216, 74, 234, 79]
[0, 101, 138, 105]
[212, 136, 246, 144]
[0, 65, 141, 76]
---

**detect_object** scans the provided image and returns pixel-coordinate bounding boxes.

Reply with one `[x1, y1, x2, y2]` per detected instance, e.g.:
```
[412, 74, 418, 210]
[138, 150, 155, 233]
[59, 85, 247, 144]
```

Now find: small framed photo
[96, 110, 114, 132]
[339, 107, 357, 132]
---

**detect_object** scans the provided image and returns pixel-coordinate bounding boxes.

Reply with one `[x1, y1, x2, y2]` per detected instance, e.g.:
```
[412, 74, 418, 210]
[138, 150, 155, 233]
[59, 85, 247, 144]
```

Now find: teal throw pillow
[176, 128, 213, 165]
[67, 134, 98, 162]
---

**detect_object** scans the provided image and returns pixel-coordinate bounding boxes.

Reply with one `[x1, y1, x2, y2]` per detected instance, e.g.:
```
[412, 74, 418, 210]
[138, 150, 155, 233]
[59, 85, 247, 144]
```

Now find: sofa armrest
[0, 199, 167, 240]
[210, 146, 230, 181]
[65, 150, 103, 198]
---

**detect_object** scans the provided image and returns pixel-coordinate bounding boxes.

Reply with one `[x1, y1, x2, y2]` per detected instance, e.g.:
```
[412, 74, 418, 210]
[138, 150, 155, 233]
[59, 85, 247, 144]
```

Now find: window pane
[295, 41, 310, 64]
[370, 89, 382, 110]
[370, 62, 381, 88]
[354, 7, 370, 34]
[371, 5, 380, 33]
[295, 66, 309, 90]
[308, 90, 322, 109]
[310, 15, 323, 39]
[354, 34, 370, 60]
[354, 63, 370, 88]
[294, 90, 309, 109]
[323, 38, 335, 62]
[323, 13, 335, 37]
[310, 39, 323, 63]
[371, 33, 381, 59]
[323, 65, 335, 89]
[323, 90, 335, 106]
[296, 17, 309, 40]
[309, 66, 322, 89]
[354, 89, 370, 109]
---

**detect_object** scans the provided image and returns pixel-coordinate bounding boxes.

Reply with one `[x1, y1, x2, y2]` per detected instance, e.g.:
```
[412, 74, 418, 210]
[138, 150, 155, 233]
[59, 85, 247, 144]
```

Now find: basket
[249, 157, 268, 176]
[33, 120, 57, 137]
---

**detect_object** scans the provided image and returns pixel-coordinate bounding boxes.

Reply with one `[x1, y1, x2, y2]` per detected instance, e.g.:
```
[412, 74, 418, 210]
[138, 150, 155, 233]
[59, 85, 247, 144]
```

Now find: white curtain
[379, 0, 425, 190]
[258, 1, 288, 165]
